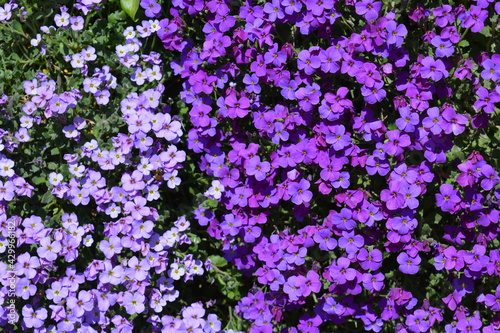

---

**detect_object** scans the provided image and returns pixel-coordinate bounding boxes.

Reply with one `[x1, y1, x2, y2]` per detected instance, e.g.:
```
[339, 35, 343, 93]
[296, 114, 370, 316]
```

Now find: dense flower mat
[0, 0, 500, 332]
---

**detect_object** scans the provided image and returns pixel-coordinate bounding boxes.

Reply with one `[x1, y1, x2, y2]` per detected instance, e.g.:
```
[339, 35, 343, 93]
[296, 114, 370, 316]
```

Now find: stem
[4, 23, 26, 37]
[460, 27, 470, 40]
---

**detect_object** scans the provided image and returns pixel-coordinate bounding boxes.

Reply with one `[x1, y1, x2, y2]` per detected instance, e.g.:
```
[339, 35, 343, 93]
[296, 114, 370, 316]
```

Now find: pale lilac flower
[123, 292, 146, 314]
[165, 170, 181, 189]
[168, 263, 185, 280]
[70, 16, 84, 31]
[54, 11, 70, 27]
[0, 158, 15, 177]
[71, 54, 85, 68]
[105, 203, 121, 218]
[0, 4, 12, 21]
[99, 236, 123, 259]
[22, 304, 47, 328]
[15, 128, 30, 142]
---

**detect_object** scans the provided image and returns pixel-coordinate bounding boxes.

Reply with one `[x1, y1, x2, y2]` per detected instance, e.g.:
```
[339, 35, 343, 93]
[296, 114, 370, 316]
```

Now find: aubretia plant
[0, 0, 242, 332]
[1, 0, 500, 332]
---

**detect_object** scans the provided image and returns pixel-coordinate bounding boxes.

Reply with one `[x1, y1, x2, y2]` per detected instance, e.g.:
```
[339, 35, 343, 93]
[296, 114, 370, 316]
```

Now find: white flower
[206, 180, 225, 200]
[83, 235, 94, 247]
[70, 54, 84, 68]
[124, 26, 136, 39]
[31, 34, 41, 47]
[48, 172, 63, 186]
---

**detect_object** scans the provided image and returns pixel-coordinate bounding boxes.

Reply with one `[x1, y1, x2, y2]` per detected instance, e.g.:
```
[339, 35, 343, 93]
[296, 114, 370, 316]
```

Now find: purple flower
[484, 284, 500, 311]
[362, 271, 385, 292]
[356, 63, 382, 88]
[390, 212, 417, 235]
[0, 180, 15, 201]
[386, 20, 408, 46]
[243, 73, 261, 94]
[441, 107, 468, 135]
[141, 0, 161, 18]
[295, 270, 321, 297]
[46, 281, 69, 303]
[406, 309, 430, 333]
[355, 0, 382, 21]
[326, 125, 351, 150]
[313, 228, 337, 251]
[474, 87, 500, 114]
[263, 0, 284, 22]
[357, 248, 383, 270]
[297, 49, 321, 75]
[332, 171, 350, 189]
[380, 181, 405, 211]
[22, 304, 47, 328]
[16, 277, 36, 300]
[124, 196, 151, 219]
[264, 43, 287, 67]
[0, 3, 12, 21]
[245, 156, 271, 181]
[37, 237, 62, 261]
[431, 36, 454, 58]
[420, 56, 449, 81]
[288, 179, 313, 205]
[400, 185, 421, 209]
[231, 186, 253, 207]
[384, 129, 411, 156]
[397, 252, 421, 275]
[481, 59, 500, 81]
[283, 276, 302, 301]
[338, 231, 364, 254]
[436, 184, 461, 213]
[14, 253, 40, 279]
[366, 156, 390, 176]
[225, 93, 250, 118]
[329, 257, 357, 284]
[463, 244, 489, 272]
[297, 314, 322, 333]
[395, 107, 419, 132]
[67, 290, 94, 317]
[361, 81, 386, 104]
[480, 164, 500, 190]
[456, 317, 482, 333]
[330, 208, 357, 231]
[323, 296, 344, 315]
[422, 107, 443, 135]
[461, 5, 488, 32]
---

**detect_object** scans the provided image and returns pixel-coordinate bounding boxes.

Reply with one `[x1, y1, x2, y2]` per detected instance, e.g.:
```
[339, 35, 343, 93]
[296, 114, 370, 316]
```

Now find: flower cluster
[0, 1, 234, 332]
[168, 0, 500, 332]
[1, 0, 500, 332]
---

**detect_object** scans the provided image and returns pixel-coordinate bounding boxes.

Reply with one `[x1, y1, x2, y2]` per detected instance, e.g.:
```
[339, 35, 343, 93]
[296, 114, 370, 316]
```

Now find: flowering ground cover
[0, 0, 500, 332]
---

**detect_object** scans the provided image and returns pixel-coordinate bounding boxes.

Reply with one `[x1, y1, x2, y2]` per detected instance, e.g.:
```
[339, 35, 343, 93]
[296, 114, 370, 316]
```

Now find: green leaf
[207, 198, 219, 208]
[187, 232, 201, 244]
[41, 191, 55, 204]
[120, 0, 140, 21]
[32, 176, 45, 185]
[12, 20, 24, 34]
[208, 255, 228, 268]
[114, 10, 128, 21]
[47, 162, 58, 170]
